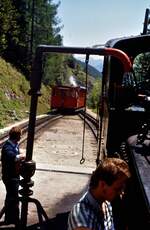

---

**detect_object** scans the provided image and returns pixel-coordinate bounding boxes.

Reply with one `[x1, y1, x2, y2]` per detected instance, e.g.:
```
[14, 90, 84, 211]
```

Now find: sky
[53, 0, 150, 47]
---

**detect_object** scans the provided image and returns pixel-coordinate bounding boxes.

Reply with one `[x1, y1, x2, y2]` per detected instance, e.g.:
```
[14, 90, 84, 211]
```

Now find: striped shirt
[68, 191, 115, 230]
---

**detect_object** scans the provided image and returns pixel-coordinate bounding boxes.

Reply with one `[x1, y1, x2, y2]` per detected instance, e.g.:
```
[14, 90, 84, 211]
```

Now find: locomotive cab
[101, 34, 150, 229]
[100, 35, 150, 155]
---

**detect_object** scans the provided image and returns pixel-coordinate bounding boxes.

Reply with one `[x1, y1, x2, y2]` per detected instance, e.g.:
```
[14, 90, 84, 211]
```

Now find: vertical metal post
[30, 0, 35, 59]
[19, 48, 43, 228]
[26, 49, 43, 161]
[142, 8, 150, 34]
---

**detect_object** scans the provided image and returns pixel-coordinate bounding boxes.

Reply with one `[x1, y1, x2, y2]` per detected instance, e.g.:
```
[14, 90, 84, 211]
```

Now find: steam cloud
[69, 75, 77, 86]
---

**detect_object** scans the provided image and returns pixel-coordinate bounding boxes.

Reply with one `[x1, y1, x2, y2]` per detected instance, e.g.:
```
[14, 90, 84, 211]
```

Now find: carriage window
[133, 52, 150, 95]
[133, 52, 150, 81]
[121, 52, 150, 89]
[66, 91, 70, 97]
[52, 89, 55, 96]
[71, 91, 76, 97]
[58, 90, 61, 96]
[54, 89, 60, 96]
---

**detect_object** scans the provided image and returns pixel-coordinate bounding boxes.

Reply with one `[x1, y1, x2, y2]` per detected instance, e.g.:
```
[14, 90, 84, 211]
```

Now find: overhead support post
[142, 8, 150, 35]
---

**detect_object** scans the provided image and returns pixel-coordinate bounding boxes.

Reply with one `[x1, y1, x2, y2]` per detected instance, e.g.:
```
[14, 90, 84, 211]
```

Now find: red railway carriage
[50, 85, 86, 111]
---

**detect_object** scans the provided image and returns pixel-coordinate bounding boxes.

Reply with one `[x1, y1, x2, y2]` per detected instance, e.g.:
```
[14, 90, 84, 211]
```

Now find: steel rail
[78, 110, 98, 141]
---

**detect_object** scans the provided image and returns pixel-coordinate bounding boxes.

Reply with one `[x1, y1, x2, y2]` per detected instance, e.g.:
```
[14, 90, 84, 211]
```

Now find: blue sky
[53, 0, 150, 47]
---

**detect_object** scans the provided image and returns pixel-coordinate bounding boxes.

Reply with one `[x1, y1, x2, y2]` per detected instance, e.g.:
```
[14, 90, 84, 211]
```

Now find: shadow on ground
[0, 211, 69, 229]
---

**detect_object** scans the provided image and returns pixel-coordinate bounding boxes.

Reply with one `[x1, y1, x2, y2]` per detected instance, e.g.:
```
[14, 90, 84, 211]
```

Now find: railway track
[0, 113, 63, 149]
[0, 110, 98, 177]
[78, 110, 99, 141]
[0, 110, 98, 228]
[0, 113, 63, 181]
[30, 111, 98, 170]
[0, 111, 98, 148]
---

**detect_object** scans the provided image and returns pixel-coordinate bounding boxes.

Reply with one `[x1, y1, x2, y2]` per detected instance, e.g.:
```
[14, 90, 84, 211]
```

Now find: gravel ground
[0, 114, 97, 229]
[32, 115, 97, 168]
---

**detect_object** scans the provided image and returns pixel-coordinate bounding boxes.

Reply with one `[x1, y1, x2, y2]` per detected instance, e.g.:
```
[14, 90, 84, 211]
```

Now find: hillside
[0, 55, 102, 128]
[75, 59, 102, 79]
[0, 57, 51, 128]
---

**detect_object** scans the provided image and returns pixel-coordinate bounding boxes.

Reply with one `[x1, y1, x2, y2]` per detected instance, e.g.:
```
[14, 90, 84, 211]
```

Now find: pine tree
[0, 0, 62, 78]
[0, 0, 18, 53]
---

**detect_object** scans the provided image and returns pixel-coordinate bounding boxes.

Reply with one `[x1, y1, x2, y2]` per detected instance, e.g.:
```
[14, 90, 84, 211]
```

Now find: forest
[0, 0, 62, 77]
[0, 0, 102, 112]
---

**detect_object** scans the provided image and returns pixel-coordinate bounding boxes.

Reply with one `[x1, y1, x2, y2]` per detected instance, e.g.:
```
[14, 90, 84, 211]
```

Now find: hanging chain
[80, 54, 89, 164]
[95, 61, 105, 166]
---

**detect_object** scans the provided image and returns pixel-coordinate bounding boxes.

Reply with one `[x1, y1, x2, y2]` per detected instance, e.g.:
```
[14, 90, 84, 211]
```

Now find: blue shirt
[1, 139, 20, 181]
[68, 191, 115, 230]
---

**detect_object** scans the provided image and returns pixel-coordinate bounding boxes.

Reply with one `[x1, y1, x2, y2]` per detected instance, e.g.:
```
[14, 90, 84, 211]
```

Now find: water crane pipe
[26, 45, 132, 161]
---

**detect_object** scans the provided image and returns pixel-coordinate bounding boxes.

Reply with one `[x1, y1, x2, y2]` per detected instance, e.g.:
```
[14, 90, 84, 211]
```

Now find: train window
[133, 52, 150, 82]
[114, 52, 150, 108]
[65, 91, 70, 97]
[54, 88, 60, 96]
[57, 90, 61, 96]
[71, 91, 76, 97]
[76, 91, 79, 98]
[52, 89, 55, 96]
[133, 52, 150, 95]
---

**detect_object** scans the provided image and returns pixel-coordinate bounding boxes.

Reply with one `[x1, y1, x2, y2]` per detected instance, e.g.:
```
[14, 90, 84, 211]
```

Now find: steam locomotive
[50, 85, 86, 112]
[100, 34, 150, 229]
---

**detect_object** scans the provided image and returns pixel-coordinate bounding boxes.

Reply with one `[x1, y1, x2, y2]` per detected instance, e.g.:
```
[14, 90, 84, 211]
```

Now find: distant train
[50, 85, 86, 112]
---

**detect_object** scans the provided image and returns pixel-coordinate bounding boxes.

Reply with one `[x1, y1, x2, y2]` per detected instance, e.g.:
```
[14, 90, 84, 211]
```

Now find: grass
[0, 57, 51, 128]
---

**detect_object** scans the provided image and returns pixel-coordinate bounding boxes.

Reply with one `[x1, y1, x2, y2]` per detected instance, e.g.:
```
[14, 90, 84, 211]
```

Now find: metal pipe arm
[26, 45, 132, 161]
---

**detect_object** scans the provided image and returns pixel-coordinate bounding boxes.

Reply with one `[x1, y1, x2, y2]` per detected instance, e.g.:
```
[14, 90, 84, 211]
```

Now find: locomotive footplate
[127, 134, 150, 229]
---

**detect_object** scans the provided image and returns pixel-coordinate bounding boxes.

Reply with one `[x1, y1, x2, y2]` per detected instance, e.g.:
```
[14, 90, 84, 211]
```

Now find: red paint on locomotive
[50, 85, 86, 111]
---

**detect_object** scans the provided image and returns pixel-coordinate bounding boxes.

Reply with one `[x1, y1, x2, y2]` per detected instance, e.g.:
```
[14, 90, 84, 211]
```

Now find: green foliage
[0, 57, 50, 128]
[43, 54, 84, 86]
[0, 0, 19, 52]
[43, 53, 65, 86]
[0, 0, 62, 78]
[31, 0, 62, 52]
[87, 79, 102, 110]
